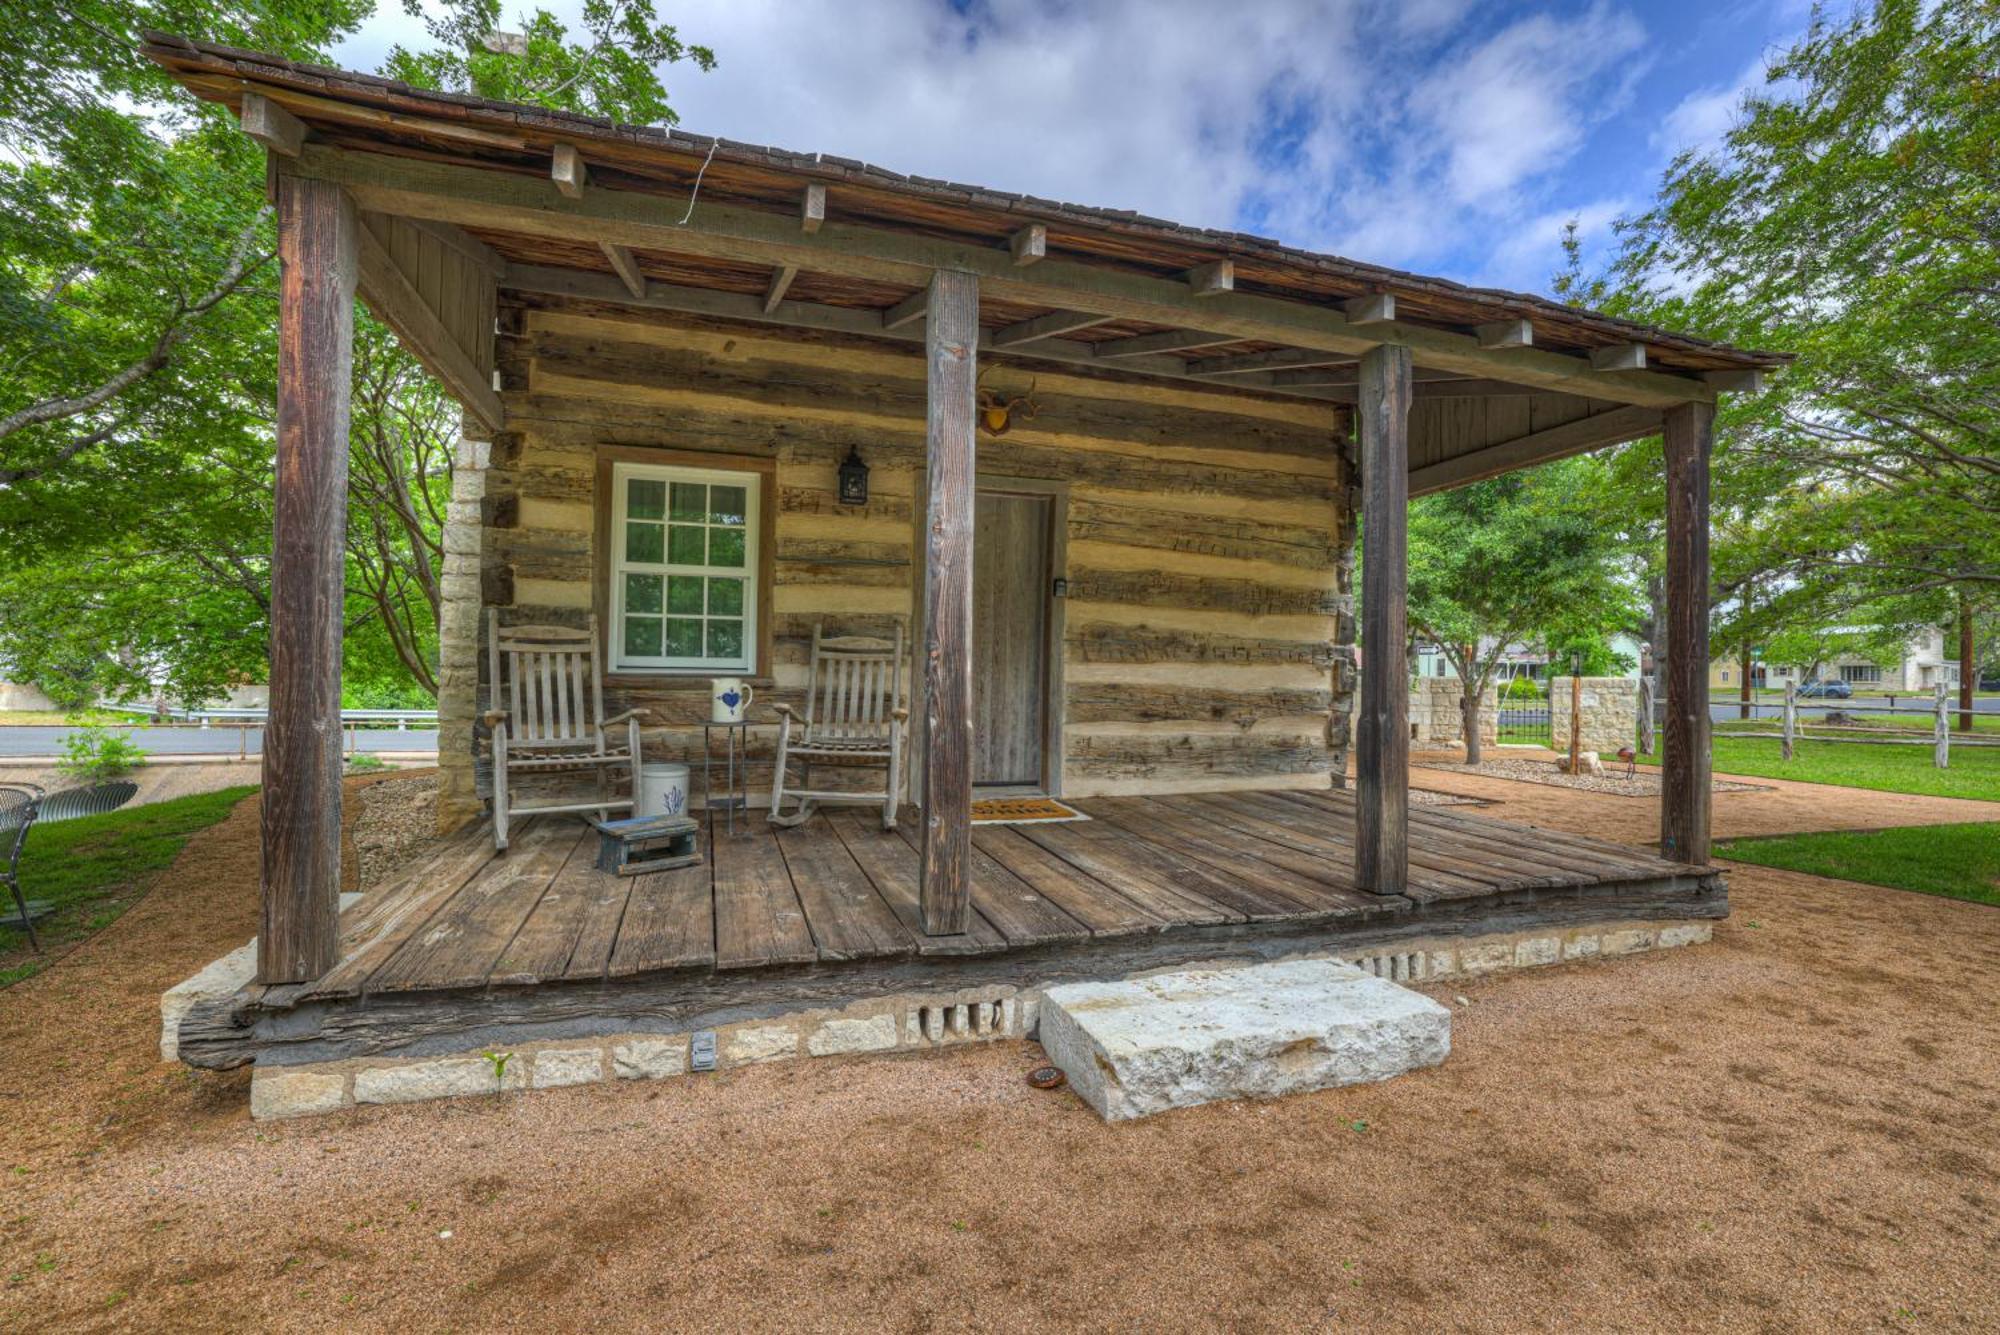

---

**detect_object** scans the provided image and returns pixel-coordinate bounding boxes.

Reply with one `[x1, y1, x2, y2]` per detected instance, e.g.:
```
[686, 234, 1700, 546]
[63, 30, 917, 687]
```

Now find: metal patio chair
[37, 780, 139, 824]
[1, 784, 43, 952]
[485, 610, 650, 852]
[769, 621, 908, 830]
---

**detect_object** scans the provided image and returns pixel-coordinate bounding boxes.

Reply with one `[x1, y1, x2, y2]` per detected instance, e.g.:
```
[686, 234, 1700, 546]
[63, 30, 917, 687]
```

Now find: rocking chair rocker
[768, 621, 908, 829]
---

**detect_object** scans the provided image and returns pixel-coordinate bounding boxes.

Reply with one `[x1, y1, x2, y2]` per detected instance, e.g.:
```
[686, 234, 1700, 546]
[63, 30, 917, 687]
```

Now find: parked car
[1797, 679, 1853, 699]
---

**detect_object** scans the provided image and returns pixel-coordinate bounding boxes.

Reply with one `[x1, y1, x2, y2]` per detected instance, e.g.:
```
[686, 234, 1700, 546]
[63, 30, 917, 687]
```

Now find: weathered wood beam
[1408, 404, 1660, 497]
[881, 288, 929, 331]
[1355, 344, 1411, 897]
[987, 309, 1113, 348]
[1343, 293, 1395, 324]
[408, 219, 504, 278]
[300, 146, 1721, 407]
[240, 90, 305, 157]
[921, 269, 978, 937]
[1661, 401, 1714, 865]
[1009, 224, 1046, 266]
[1476, 318, 1533, 349]
[1701, 368, 1765, 394]
[800, 183, 826, 234]
[262, 173, 355, 984]
[600, 242, 647, 299]
[355, 220, 503, 431]
[1090, 329, 1242, 359]
[762, 263, 799, 314]
[551, 143, 587, 198]
[1188, 348, 1354, 377]
[1590, 342, 1648, 372]
[1185, 258, 1234, 297]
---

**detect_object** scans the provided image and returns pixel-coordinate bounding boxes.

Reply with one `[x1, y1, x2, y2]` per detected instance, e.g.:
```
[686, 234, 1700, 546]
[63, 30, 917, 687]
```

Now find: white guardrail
[92, 704, 438, 757]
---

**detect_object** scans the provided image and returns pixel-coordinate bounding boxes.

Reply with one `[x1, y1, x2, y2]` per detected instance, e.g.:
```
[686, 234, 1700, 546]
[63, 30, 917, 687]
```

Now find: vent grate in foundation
[1342, 952, 1425, 982]
[910, 997, 1010, 1045]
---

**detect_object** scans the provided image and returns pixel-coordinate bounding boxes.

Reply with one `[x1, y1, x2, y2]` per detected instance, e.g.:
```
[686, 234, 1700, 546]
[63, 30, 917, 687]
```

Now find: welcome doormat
[970, 797, 1089, 824]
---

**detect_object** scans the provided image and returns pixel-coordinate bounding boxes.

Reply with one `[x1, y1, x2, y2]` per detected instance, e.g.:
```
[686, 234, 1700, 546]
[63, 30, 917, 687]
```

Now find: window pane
[669, 482, 706, 521]
[709, 484, 747, 526]
[628, 478, 665, 520]
[667, 575, 705, 614]
[624, 616, 662, 657]
[624, 521, 663, 564]
[708, 577, 744, 616]
[707, 619, 744, 660]
[665, 618, 703, 657]
[709, 527, 746, 568]
[668, 525, 706, 564]
[623, 573, 662, 614]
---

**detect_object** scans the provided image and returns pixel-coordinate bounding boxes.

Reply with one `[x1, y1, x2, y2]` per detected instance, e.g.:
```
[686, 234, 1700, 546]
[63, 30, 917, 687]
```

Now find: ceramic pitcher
[710, 677, 754, 723]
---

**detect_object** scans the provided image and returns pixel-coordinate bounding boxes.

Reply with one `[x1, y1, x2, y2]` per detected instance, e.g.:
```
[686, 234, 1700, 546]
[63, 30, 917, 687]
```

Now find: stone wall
[1550, 676, 1641, 755]
[1411, 675, 1497, 748]
[435, 436, 490, 832]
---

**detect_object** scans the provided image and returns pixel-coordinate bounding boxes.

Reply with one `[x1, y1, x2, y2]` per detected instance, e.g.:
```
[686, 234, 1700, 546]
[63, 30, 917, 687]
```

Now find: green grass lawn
[1717, 822, 2000, 907]
[1636, 736, 2000, 801]
[1, 785, 255, 987]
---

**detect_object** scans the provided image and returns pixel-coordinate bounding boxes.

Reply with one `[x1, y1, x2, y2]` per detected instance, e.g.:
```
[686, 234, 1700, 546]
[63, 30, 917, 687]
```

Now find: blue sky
[335, 0, 1822, 299]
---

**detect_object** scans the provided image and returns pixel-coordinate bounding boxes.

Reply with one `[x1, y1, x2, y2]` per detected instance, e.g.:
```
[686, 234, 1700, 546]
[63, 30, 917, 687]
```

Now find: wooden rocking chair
[484, 610, 649, 852]
[768, 622, 908, 830]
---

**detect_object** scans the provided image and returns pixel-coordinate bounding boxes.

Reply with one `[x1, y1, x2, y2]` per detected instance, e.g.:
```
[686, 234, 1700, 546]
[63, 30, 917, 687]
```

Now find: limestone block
[251, 1067, 349, 1120]
[724, 1024, 798, 1065]
[354, 1055, 526, 1105]
[1039, 959, 1450, 1122]
[1657, 923, 1712, 948]
[532, 1048, 605, 1088]
[612, 1037, 688, 1080]
[1601, 928, 1656, 956]
[807, 1014, 900, 1057]
[1458, 941, 1514, 976]
[1424, 949, 1457, 979]
[1514, 936, 1560, 967]
[1563, 935, 1602, 961]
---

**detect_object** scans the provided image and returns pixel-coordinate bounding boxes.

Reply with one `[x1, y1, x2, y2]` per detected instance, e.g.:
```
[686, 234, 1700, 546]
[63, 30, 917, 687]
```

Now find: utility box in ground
[1550, 677, 1641, 755]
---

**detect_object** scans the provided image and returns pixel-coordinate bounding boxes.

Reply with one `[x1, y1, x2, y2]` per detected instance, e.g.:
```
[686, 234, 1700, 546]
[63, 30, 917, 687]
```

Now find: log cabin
[145, 35, 1784, 1114]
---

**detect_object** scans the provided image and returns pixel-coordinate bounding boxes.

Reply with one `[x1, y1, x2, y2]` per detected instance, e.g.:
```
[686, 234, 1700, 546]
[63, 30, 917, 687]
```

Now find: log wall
[444, 294, 1354, 812]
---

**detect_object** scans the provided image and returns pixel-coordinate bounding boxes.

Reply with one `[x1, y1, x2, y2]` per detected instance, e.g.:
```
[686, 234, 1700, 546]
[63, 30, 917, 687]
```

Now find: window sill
[604, 671, 776, 691]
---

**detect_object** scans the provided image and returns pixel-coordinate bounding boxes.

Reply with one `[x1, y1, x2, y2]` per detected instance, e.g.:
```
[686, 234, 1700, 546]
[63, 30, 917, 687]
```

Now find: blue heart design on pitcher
[721, 690, 742, 710]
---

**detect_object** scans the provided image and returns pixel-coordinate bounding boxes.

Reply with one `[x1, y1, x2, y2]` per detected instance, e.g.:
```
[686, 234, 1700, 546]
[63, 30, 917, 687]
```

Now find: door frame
[910, 473, 1069, 802]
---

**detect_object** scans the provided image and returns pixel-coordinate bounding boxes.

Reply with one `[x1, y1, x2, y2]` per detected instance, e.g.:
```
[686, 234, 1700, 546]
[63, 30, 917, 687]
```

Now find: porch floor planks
[365, 818, 583, 994]
[492, 834, 608, 984]
[605, 854, 714, 977]
[928, 825, 1091, 948]
[712, 817, 817, 969]
[1251, 790, 1594, 894]
[1136, 794, 1402, 918]
[308, 816, 502, 1000]
[1010, 818, 1240, 926]
[968, 825, 1165, 938]
[1199, 791, 1503, 902]
[830, 812, 1008, 955]
[777, 816, 919, 961]
[1077, 798, 1360, 919]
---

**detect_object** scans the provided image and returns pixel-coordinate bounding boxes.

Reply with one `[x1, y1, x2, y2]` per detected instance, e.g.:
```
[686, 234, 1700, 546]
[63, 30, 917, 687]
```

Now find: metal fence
[1495, 687, 1551, 747]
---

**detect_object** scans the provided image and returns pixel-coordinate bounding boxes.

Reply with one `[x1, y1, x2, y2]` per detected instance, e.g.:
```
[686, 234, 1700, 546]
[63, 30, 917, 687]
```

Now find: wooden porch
[307, 789, 1719, 998]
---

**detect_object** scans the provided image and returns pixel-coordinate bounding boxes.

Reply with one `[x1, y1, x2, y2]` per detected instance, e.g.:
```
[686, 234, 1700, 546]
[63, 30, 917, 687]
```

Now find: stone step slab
[1039, 958, 1451, 1122]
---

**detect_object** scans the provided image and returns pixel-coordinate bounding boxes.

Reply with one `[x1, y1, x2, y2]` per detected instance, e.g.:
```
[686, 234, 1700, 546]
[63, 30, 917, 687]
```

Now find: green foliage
[1, 785, 256, 981]
[384, 0, 716, 125]
[1543, 633, 1635, 678]
[1503, 676, 1544, 702]
[1717, 823, 2000, 908]
[55, 725, 150, 782]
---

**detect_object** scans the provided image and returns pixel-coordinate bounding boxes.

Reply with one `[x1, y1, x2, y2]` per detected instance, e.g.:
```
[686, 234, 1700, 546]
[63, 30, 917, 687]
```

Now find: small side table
[700, 720, 757, 834]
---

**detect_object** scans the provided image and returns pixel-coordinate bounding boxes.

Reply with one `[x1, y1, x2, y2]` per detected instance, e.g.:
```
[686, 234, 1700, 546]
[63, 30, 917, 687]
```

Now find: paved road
[1708, 698, 1998, 724]
[0, 725, 438, 758]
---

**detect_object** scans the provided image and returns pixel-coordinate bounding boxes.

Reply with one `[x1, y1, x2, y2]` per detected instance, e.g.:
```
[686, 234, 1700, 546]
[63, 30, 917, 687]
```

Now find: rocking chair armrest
[602, 708, 653, 727]
[480, 709, 508, 729]
[891, 706, 910, 722]
[770, 703, 802, 720]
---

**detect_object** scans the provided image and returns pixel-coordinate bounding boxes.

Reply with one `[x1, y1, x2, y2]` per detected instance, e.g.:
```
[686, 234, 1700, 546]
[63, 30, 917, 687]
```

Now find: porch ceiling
[146, 32, 1789, 485]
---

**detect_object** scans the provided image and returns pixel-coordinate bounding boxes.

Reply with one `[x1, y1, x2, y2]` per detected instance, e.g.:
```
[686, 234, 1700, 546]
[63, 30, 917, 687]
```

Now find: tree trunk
[1960, 595, 1977, 732]
[1461, 687, 1483, 766]
[1739, 643, 1753, 720]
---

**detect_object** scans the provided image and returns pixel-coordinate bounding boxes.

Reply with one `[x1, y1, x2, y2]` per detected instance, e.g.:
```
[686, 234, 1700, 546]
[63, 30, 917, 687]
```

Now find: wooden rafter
[600, 242, 646, 299]
[987, 309, 1113, 348]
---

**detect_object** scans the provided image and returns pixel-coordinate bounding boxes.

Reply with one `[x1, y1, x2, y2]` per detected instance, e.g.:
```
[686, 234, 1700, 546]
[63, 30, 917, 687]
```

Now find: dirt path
[1, 774, 1996, 1331]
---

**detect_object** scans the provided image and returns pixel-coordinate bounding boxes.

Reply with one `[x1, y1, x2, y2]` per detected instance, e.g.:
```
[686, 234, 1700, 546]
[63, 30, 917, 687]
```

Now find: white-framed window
[1839, 663, 1882, 684]
[608, 461, 759, 673]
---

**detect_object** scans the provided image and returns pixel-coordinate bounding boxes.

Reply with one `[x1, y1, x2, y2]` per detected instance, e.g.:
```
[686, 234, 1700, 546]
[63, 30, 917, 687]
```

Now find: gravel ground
[351, 772, 443, 891]
[1419, 754, 1766, 797]
[1, 771, 1996, 1330]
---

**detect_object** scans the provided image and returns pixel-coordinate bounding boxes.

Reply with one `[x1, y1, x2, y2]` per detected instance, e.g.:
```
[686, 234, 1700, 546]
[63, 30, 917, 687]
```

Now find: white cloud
[1653, 58, 1765, 157]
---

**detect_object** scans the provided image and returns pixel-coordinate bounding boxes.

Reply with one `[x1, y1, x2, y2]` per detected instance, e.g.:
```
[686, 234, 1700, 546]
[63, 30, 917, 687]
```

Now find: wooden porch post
[1661, 401, 1714, 865]
[920, 269, 978, 935]
[259, 173, 358, 983]
[1355, 344, 1411, 895]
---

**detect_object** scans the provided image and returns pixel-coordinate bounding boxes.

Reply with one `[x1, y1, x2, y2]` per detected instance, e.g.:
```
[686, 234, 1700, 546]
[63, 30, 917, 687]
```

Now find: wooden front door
[971, 490, 1052, 789]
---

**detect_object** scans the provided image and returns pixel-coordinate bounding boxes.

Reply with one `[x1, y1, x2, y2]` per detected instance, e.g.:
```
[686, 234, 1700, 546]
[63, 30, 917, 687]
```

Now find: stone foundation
[232, 918, 1713, 1119]
[1550, 676, 1641, 756]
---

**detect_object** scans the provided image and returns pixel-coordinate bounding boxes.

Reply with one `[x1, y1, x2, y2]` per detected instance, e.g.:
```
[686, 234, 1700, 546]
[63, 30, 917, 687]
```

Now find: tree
[1406, 457, 1638, 764]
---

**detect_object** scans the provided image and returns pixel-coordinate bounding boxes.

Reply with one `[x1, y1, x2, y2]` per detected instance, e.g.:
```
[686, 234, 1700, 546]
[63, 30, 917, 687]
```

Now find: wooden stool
[589, 813, 701, 877]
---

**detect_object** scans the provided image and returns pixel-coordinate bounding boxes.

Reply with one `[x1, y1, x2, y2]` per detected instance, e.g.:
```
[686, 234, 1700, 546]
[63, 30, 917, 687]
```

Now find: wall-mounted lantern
[837, 445, 870, 506]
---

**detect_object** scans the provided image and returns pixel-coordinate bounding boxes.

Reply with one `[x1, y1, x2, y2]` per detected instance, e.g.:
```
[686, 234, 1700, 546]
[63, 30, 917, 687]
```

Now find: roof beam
[1185, 259, 1234, 297]
[600, 242, 646, 299]
[800, 183, 825, 234]
[551, 143, 587, 199]
[1590, 342, 1648, 372]
[1409, 405, 1660, 497]
[1702, 368, 1765, 394]
[239, 91, 305, 157]
[1476, 318, 1533, 349]
[882, 288, 928, 330]
[1188, 348, 1355, 377]
[1343, 293, 1395, 324]
[1090, 329, 1242, 359]
[356, 222, 502, 431]
[408, 219, 504, 278]
[1009, 224, 1046, 266]
[988, 309, 1114, 348]
[294, 146, 1716, 407]
[762, 263, 798, 313]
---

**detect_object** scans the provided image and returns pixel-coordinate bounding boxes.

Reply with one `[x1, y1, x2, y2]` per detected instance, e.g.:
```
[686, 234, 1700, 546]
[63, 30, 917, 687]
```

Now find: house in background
[1415, 633, 1645, 685]
[145, 35, 1778, 1115]
[1712, 626, 1961, 693]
